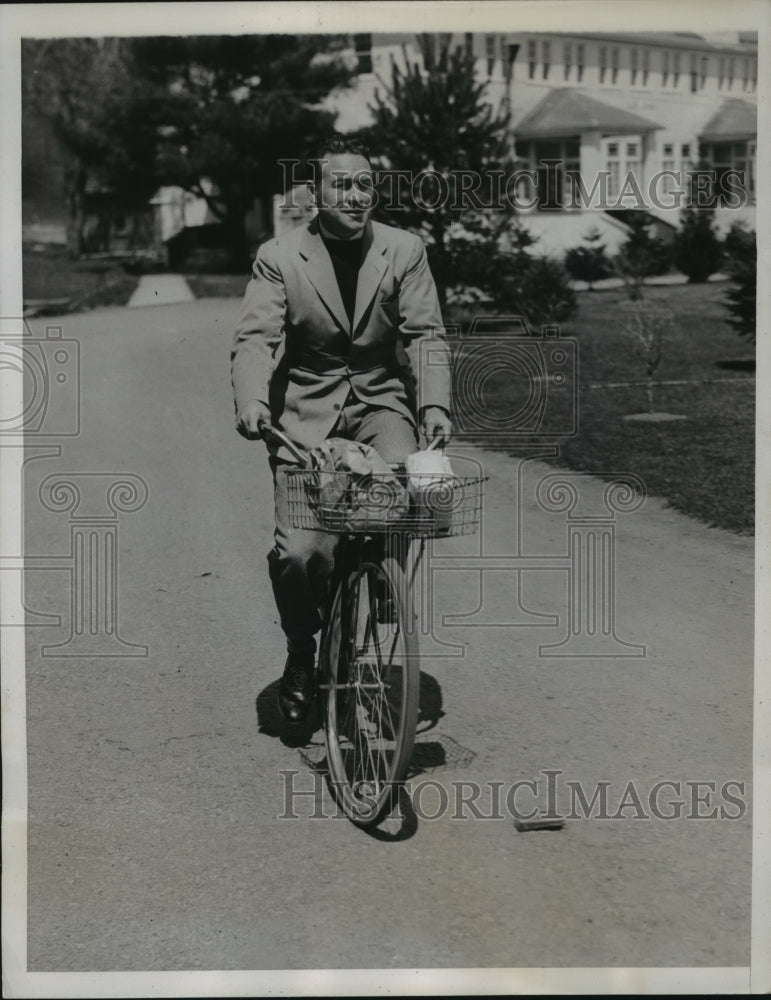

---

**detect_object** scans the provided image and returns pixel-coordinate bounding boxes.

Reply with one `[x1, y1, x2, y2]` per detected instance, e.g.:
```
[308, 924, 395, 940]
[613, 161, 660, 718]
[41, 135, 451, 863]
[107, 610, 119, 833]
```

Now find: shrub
[672, 166, 723, 282]
[445, 213, 577, 326]
[722, 222, 756, 342]
[564, 228, 613, 289]
[614, 214, 671, 300]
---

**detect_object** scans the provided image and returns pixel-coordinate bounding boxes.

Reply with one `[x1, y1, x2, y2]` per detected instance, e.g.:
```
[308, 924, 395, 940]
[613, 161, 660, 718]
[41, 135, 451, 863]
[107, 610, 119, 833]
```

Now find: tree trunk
[66, 166, 87, 259]
[429, 218, 448, 310]
[224, 207, 250, 273]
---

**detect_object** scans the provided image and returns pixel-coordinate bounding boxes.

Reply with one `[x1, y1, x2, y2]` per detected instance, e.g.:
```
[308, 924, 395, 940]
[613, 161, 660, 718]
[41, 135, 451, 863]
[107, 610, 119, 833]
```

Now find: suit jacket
[231, 218, 452, 457]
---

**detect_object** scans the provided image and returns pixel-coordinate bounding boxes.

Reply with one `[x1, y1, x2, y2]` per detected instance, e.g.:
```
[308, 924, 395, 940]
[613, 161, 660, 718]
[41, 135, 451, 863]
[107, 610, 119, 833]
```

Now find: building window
[662, 50, 669, 86]
[661, 143, 676, 196]
[727, 57, 734, 90]
[752, 59, 757, 91]
[673, 51, 680, 87]
[576, 43, 585, 81]
[700, 56, 708, 89]
[486, 34, 496, 76]
[699, 140, 756, 203]
[529, 139, 580, 209]
[642, 48, 649, 86]
[527, 39, 537, 79]
[603, 135, 644, 202]
[631, 48, 638, 85]
[718, 56, 725, 89]
[742, 58, 749, 91]
[464, 33, 473, 58]
[606, 142, 620, 199]
[599, 45, 607, 83]
[353, 33, 372, 74]
[611, 47, 619, 84]
[626, 141, 641, 189]
[542, 40, 551, 79]
[690, 53, 698, 92]
[563, 42, 572, 80]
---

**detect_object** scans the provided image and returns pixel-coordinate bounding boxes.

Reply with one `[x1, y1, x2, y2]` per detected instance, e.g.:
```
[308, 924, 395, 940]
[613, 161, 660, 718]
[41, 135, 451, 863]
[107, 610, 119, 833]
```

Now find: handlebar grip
[259, 423, 309, 466]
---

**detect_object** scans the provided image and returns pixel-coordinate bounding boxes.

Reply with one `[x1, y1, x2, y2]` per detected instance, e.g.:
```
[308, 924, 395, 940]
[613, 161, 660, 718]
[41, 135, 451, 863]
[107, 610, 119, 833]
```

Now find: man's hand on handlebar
[420, 405, 452, 447]
[236, 399, 271, 440]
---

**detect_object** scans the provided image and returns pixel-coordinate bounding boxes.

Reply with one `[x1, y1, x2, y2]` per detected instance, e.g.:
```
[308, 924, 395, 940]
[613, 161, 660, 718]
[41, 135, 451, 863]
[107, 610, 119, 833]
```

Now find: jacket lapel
[298, 221, 349, 333]
[352, 224, 388, 336]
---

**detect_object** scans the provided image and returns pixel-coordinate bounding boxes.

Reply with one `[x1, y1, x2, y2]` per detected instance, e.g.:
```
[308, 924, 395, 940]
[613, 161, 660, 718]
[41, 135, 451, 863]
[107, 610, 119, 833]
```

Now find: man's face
[313, 152, 374, 238]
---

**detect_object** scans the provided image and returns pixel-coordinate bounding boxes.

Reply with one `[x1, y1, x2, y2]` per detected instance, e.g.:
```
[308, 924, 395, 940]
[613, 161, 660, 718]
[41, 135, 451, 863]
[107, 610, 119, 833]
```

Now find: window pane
[353, 33, 372, 73]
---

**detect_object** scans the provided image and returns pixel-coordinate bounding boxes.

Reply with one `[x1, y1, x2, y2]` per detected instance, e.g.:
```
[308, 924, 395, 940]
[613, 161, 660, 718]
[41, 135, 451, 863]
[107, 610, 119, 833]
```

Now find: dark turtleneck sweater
[320, 228, 364, 328]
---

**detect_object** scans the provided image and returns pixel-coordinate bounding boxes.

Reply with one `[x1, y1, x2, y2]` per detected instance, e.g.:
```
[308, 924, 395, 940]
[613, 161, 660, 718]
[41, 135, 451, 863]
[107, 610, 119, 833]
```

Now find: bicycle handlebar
[258, 422, 310, 467]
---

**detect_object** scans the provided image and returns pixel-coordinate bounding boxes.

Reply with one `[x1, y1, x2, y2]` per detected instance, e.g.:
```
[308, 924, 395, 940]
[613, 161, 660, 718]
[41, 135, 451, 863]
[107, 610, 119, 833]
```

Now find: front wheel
[321, 547, 419, 826]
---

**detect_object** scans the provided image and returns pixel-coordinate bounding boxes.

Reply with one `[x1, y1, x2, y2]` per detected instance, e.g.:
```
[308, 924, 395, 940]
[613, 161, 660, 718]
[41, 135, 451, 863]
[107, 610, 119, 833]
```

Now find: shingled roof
[699, 99, 757, 142]
[515, 88, 662, 139]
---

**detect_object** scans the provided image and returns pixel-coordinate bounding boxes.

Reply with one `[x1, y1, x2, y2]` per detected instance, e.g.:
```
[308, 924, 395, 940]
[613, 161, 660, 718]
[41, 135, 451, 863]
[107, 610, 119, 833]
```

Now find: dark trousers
[268, 394, 418, 647]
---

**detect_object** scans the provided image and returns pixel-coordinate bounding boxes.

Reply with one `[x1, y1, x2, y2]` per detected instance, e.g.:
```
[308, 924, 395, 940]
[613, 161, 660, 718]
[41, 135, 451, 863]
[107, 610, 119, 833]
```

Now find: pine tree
[723, 223, 756, 342]
[564, 228, 612, 289]
[23, 36, 354, 267]
[672, 163, 723, 283]
[366, 37, 512, 305]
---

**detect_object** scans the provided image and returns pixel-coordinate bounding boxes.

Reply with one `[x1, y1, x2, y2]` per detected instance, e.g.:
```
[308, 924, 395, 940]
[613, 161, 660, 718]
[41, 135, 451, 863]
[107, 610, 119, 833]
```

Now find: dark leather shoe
[277, 650, 315, 723]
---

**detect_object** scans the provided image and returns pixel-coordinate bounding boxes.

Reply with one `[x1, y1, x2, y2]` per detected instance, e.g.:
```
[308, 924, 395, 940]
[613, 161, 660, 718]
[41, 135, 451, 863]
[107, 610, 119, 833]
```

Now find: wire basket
[284, 468, 484, 537]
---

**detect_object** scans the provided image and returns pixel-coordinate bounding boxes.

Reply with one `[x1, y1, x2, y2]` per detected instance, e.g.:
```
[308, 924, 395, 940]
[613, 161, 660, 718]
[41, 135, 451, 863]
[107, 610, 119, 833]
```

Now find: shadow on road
[255, 679, 323, 749]
[254, 670, 448, 841]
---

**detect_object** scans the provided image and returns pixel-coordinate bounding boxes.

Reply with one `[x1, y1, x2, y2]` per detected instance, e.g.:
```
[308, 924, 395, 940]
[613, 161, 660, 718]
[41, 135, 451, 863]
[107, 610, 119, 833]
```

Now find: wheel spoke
[323, 556, 418, 825]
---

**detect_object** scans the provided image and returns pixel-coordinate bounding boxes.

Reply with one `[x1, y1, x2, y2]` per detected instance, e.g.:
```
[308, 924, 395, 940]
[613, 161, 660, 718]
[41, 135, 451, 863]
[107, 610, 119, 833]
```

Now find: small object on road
[514, 816, 566, 832]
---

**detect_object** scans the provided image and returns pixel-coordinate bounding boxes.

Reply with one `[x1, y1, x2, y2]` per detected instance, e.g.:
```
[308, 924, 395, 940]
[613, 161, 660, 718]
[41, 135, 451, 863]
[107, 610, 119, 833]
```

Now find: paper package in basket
[405, 448, 457, 532]
[306, 438, 410, 528]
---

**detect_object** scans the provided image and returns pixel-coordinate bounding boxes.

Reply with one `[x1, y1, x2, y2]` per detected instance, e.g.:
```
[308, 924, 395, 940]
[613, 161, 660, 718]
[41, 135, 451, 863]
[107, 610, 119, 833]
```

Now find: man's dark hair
[310, 133, 371, 183]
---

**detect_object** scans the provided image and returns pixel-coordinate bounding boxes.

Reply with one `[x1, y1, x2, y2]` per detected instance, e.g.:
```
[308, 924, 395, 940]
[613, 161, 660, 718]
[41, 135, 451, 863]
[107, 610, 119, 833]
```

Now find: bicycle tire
[321, 548, 419, 826]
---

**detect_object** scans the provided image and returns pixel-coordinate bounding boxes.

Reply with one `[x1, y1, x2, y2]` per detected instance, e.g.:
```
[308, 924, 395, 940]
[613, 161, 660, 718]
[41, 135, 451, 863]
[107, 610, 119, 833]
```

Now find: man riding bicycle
[231, 134, 452, 723]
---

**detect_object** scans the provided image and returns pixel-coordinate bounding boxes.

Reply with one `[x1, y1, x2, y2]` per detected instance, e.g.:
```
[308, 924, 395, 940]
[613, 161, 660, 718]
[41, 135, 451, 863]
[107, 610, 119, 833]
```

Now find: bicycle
[261, 424, 484, 827]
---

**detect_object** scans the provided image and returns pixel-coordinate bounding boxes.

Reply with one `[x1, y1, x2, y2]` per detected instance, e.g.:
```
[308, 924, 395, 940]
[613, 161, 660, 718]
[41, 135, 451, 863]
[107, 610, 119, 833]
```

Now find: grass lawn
[23, 245, 139, 311]
[184, 272, 250, 300]
[447, 282, 755, 535]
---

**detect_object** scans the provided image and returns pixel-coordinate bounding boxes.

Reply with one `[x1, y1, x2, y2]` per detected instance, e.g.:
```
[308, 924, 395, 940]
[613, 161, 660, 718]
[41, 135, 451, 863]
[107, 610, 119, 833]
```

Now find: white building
[331, 31, 758, 256]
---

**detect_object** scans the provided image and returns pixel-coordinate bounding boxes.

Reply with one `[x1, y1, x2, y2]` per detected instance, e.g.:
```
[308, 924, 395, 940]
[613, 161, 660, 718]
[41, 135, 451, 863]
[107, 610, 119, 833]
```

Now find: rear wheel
[321, 548, 419, 826]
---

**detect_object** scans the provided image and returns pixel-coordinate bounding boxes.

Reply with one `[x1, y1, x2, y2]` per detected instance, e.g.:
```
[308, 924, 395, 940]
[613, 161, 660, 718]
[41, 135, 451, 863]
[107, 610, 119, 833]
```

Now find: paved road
[22, 299, 753, 972]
